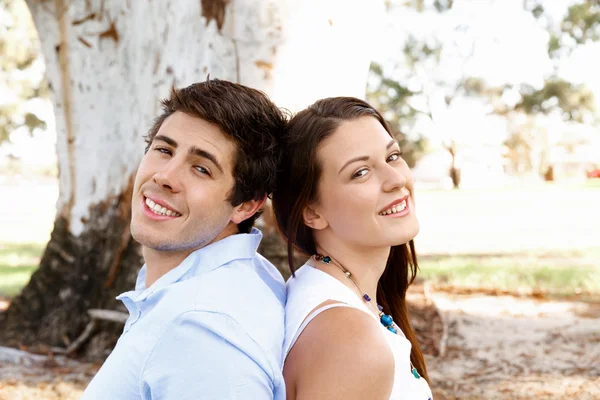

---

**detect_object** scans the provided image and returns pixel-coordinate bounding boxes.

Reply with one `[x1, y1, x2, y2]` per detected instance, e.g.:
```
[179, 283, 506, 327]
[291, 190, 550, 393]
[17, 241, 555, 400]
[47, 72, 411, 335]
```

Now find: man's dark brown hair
[145, 78, 287, 233]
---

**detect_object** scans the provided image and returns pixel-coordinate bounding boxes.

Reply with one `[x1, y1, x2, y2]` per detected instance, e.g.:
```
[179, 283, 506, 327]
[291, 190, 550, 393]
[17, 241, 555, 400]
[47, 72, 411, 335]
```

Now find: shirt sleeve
[140, 310, 274, 400]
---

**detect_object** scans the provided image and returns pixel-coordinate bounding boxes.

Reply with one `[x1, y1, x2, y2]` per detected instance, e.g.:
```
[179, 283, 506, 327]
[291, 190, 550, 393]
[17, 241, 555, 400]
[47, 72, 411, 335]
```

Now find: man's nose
[152, 161, 182, 192]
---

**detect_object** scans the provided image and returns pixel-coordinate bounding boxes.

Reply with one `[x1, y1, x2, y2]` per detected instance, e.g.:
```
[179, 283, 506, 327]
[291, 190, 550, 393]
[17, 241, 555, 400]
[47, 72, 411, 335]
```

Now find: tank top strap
[286, 302, 355, 359]
[283, 264, 377, 358]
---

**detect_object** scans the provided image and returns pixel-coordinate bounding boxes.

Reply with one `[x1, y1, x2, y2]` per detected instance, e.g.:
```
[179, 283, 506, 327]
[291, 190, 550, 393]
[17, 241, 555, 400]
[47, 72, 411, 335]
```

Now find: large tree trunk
[0, 0, 384, 358]
[0, 0, 285, 356]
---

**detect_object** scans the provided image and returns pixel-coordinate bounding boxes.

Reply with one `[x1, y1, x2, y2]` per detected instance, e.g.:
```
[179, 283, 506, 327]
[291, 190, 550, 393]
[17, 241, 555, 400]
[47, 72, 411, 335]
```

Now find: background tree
[0, 0, 48, 145]
[501, 0, 599, 177]
[0, 0, 384, 358]
[368, 0, 598, 187]
[1, 0, 284, 356]
[367, 62, 426, 168]
[369, 0, 472, 188]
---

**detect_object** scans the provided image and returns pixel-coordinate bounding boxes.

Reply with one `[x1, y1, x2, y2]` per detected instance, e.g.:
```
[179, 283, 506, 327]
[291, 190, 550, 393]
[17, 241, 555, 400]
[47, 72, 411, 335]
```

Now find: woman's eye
[352, 168, 368, 179]
[387, 152, 402, 162]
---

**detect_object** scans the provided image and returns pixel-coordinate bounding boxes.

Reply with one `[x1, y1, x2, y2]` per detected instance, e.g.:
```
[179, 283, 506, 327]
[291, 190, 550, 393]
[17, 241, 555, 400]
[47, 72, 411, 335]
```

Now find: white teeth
[379, 200, 408, 216]
[145, 197, 180, 217]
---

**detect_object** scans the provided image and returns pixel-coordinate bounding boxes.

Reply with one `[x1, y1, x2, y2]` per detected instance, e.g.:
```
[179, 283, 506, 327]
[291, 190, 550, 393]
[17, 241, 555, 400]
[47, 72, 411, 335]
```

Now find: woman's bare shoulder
[284, 305, 394, 400]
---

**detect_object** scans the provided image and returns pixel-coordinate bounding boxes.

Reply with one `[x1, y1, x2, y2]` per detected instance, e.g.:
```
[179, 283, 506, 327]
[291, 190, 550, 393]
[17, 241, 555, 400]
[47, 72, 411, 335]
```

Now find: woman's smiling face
[308, 116, 419, 249]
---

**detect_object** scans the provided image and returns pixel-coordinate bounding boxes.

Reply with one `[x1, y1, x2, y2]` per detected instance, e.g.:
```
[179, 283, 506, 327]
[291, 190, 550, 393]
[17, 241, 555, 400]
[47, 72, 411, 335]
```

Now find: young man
[82, 79, 287, 399]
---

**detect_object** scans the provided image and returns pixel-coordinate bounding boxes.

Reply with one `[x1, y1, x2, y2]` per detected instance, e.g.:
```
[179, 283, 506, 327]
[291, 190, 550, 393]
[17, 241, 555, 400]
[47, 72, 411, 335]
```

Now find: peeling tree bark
[0, 0, 287, 357]
[0, 0, 384, 358]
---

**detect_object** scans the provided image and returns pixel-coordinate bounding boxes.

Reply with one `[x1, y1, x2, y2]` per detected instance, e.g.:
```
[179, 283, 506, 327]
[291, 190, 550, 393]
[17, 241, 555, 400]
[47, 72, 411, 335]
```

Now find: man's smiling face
[130, 111, 240, 253]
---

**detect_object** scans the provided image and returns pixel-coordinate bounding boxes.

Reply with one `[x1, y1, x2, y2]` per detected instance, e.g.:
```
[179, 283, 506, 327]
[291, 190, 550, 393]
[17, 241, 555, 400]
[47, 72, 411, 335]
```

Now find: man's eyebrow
[154, 135, 178, 147]
[189, 146, 224, 174]
[338, 140, 400, 175]
[154, 135, 224, 174]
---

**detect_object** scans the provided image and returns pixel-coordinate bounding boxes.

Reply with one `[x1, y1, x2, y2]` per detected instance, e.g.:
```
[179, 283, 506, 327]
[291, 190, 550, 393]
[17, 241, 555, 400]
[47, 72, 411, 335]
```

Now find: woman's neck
[313, 236, 390, 307]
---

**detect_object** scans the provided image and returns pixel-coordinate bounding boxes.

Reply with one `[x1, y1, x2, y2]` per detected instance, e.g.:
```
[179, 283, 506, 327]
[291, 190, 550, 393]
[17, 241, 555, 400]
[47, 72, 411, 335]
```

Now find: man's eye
[195, 166, 211, 176]
[154, 147, 171, 155]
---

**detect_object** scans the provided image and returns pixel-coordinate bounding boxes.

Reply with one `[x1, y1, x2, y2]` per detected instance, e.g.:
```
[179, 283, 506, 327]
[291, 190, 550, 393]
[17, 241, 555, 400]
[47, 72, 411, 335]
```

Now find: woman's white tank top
[284, 264, 433, 400]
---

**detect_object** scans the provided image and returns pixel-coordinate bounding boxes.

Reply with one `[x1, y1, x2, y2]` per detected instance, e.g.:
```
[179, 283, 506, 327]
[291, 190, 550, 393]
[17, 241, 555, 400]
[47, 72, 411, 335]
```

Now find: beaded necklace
[314, 253, 422, 380]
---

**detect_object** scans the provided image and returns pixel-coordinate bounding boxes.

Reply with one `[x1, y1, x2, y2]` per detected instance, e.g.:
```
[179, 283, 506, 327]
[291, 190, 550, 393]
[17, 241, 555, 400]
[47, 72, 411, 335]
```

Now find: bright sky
[374, 0, 598, 148]
[1, 0, 597, 171]
[376, 0, 586, 86]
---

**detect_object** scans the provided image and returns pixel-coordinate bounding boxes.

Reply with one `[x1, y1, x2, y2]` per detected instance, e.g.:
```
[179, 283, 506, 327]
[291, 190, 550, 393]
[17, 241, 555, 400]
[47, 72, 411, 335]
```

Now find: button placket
[120, 295, 142, 333]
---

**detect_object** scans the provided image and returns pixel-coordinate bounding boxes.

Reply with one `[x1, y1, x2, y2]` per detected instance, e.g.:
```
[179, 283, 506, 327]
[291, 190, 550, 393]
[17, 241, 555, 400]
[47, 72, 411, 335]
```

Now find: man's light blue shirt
[82, 228, 286, 399]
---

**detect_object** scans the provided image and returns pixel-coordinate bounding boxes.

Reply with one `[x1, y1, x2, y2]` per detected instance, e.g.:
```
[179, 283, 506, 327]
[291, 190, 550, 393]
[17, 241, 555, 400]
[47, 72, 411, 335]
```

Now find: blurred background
[1, 0, 599, 399]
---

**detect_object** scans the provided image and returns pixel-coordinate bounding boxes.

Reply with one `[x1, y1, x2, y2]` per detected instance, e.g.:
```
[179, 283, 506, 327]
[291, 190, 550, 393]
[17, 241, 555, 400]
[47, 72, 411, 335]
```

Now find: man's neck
[142, 247, 192, 288]
[141, 223, 241, 288]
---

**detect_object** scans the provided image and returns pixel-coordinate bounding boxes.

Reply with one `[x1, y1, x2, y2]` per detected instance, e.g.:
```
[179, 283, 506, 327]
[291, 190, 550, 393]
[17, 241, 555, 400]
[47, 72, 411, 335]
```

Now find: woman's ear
[303, 205, 328, 230]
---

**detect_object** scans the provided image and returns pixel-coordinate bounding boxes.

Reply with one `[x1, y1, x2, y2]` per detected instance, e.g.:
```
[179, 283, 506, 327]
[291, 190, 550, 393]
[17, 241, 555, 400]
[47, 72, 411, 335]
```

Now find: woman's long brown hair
[271, 97, 429, 381]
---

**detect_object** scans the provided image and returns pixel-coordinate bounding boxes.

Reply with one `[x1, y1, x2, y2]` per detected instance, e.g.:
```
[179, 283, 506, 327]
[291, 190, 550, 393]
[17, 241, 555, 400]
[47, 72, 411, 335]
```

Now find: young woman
[272, 97, 433, 400]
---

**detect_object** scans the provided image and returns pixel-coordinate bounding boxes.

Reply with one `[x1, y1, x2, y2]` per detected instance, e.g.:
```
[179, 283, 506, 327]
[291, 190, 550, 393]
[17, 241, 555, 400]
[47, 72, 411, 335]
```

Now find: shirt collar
[118, 228, 263, 302]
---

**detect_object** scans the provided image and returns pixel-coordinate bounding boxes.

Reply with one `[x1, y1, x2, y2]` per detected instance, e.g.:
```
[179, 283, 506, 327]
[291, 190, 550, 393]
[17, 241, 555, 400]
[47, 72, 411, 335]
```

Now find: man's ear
[303, 205, 328, 230]
[231, 195, 267, 225]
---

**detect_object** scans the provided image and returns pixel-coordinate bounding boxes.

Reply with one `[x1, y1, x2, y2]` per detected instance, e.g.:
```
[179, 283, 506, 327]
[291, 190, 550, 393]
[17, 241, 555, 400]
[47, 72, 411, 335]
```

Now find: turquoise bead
[380, 314, 393, 327]
[412, 367, 421, 379]
[387, 326, 397, 334]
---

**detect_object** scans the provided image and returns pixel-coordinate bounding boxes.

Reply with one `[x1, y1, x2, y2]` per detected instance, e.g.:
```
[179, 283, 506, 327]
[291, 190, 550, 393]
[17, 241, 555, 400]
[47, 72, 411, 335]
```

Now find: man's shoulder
[159, 258, 286, 367]
[197, 256, 284, 309]
[153, 254, 284, 315]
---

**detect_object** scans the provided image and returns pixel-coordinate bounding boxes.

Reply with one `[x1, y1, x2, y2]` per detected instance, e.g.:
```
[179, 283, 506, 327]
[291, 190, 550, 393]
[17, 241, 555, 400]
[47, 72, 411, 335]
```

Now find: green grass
[0, 265, 37, 297]
[0, 243, 43, 297]
[1, 242, 599, 301]
[419, 249, 600, 299]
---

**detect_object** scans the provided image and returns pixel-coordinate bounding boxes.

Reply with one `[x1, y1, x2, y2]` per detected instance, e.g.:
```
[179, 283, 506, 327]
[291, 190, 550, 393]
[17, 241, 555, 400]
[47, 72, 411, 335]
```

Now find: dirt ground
[1, 289, 599, 400]
[426, 290, 600, 400]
